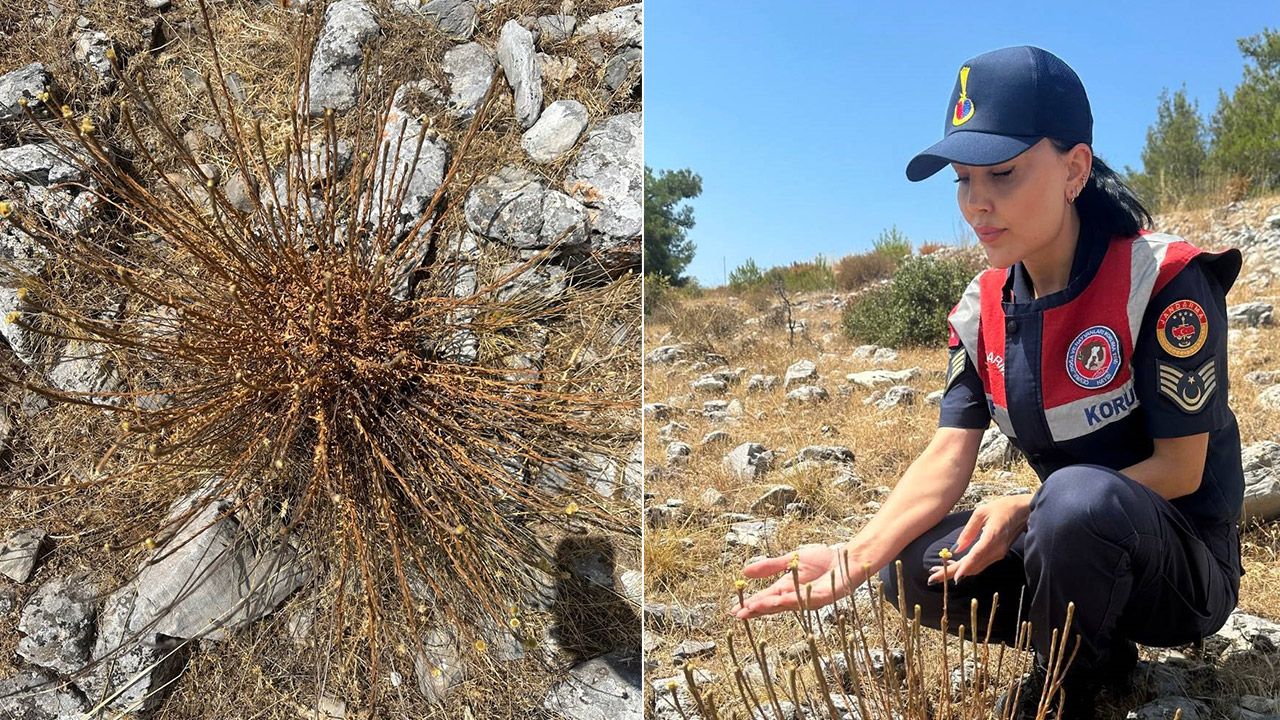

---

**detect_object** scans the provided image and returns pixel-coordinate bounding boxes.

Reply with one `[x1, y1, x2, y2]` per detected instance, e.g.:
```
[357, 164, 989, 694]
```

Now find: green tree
[1209, 28, 1280, 191]
[728, 258, 763, 290]
[644, 166, 702, 286]
[1125, 85, 1208, 208]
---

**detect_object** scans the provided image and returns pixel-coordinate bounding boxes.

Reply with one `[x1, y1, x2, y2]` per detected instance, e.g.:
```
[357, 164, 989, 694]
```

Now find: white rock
[521, 99, 588, 163]
[845, 367, 921, 389]
[497, 20, 542, 129]
[442, 42, 493, 119]
[0, 528, 46, 583]
[305, 0, 379, 116]
[783, 359, 818, 388]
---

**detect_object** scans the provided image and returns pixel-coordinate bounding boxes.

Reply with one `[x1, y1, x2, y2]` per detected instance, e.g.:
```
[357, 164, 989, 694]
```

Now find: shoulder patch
[945, 348, 966, 391]
[1157, 358, 1217, 413]
[1156, 299, 1208, 358]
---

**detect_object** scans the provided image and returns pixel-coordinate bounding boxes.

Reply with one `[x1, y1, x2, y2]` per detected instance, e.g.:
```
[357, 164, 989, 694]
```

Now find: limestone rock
[46, 339, 122, 401]
[977, 427, 1019, 471]
[16, 572, 97, 676]
[785, 385, 829, 403]
[750, 485, 797, 516]
[497, 20, 542, 128]
[565, 112, 642, 254]
[1242, 441, 1280, 522]
[646, 345, 687, 364]
[543, 650, 642, 720]
[129, 492, 310, 641]
[394, 0, 477, 38]
[442, 42, 493, 119]
[724, 519, 778, 550]
[0, 669, 90, 720]
[305, 0, 379, 116]
[536, 14, 577, 45]
[522, 99, 588, 163]
[1228, 301, 1274, 328]
[875, 385, 916, 410]
[783, 359, 818, 388]
[845, 367, 921, 389]
[0, 143, 85, 186]
[465, 167, 588, 252]
[78, 586, 189, 716]
[0, 528, 47, 583]
[723, 442, 771, 480]
[0, 64, 51, 122]
[73, 30, 114, 88]
[414, 628, 465, 705]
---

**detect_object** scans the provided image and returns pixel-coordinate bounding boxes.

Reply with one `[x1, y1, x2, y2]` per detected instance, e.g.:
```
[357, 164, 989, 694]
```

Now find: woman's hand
[927, 494, 1032, 585]
[731, 543, 868, 619]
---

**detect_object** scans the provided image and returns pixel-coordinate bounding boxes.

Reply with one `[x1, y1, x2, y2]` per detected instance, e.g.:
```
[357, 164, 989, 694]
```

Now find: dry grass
[0, 0, 641, 716]
[645, 197, 1280, 717]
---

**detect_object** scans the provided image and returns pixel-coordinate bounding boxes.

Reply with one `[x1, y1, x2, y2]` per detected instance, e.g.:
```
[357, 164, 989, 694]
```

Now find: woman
[731, 46, 1245, 720]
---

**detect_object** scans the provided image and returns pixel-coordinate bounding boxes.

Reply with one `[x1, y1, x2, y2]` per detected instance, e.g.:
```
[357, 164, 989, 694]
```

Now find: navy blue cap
[906, 46, 1092, 182]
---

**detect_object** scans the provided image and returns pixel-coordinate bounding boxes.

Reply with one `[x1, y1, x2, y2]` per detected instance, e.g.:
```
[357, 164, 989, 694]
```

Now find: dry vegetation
[0, 0, 641, 717]
[644, 196, 1280, 718]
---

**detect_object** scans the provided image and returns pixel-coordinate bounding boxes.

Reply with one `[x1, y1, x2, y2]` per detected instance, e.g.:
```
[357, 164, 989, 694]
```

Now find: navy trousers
[879, 464, 1241, 672]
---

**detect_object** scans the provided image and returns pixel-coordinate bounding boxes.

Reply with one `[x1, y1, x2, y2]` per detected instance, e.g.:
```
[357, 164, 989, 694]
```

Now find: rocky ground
[643, 196, 1280, 720]
[0, 0, 642, 718]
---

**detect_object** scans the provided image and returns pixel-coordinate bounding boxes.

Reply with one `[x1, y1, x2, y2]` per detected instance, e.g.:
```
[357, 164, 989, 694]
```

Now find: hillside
[643, 195, 1280, 720]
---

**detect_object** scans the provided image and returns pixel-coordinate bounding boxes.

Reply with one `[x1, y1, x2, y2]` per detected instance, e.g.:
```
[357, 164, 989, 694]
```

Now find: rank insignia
[945, 348, 966, 391]
[1157, 359, 1217, 413]
[1156, 299, 1207, 358]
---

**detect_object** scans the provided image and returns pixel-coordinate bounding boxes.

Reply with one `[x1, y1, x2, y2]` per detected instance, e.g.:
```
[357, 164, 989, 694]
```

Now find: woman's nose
[960, 181, 993, 214]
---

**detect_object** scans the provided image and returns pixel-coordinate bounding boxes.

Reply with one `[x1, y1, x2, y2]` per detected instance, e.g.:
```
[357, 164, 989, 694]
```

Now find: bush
[761, 256, 836, 292]
[842, 255, 982, 347]
[728, 258, 764, 290]
[834, 251, 897, 291]
[872, 225, 912, 259]
[644, 272, 673, 317]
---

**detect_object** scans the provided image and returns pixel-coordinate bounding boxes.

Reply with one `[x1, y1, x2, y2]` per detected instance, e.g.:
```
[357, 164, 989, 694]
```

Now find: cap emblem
[952, 66, 975, 127]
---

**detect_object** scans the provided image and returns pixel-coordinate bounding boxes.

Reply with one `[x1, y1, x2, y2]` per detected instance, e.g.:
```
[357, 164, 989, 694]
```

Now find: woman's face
[951, 138, 1092, 269]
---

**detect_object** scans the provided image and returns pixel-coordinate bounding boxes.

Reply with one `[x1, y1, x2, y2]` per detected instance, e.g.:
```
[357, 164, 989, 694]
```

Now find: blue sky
[645, 2, 1278, 286]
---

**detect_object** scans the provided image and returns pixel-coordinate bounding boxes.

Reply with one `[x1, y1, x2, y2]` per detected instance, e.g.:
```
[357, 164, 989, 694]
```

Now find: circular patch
[1066, 325, 1122, 389]
[1156, 299, 1208, 358]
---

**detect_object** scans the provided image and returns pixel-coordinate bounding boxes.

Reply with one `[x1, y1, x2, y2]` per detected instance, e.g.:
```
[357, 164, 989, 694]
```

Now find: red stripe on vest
[1154, 240, 1200, 297]
[977, 268, 1008, 409]
[1040, 239, 1134, 407]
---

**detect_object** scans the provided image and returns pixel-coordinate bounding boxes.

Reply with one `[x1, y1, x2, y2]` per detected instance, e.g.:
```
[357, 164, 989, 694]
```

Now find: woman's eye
[994, 169, 1013, 178]
[953, 177, 968, 184]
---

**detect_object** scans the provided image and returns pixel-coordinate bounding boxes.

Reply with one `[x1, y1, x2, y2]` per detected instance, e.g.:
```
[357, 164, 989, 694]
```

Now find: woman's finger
[953, 509, 986, 555]
[742, 552, 798, 579]
[736, 589, 800, 618]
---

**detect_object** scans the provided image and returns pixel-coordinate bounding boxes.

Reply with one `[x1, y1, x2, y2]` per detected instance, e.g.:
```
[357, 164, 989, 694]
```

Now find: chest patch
[1067, 325, 1122, 389]
[1156, 299, 1208, 358]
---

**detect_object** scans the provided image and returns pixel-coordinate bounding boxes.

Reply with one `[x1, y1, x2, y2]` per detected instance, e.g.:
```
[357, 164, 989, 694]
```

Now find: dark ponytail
[1049, 139, 1152, 240]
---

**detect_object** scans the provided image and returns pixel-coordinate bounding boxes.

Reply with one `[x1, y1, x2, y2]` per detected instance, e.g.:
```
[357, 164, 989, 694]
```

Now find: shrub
[872, 225, 913, 259]
[645, 272, 674, 317]
[834, 251, 897, 291]
[762, 256, 836, 293]
[842, 255, 981, 347]
[728, 258, 764, 291]
[918, 241, 947, 256]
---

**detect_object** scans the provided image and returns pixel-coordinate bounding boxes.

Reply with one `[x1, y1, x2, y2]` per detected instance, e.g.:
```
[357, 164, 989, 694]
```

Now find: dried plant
[0, 0, 638, 710]
[661, 554, 1091, 720]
